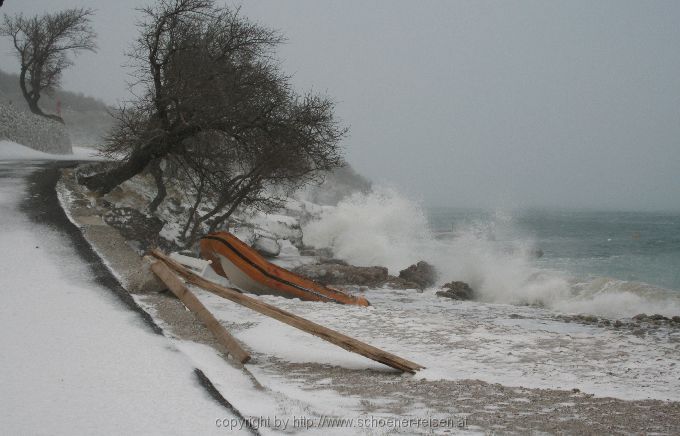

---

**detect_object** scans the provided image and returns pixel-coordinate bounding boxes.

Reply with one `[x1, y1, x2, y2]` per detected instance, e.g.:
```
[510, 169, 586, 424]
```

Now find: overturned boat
[200, 231, 370, 306]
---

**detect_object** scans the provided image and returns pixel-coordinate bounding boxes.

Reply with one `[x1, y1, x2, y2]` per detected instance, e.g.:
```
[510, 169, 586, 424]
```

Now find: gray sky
[1, 0, 679, 211]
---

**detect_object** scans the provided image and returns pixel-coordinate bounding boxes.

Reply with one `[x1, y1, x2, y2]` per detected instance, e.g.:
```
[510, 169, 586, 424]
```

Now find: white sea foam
[302, 187, 680, 318]
[552, 277, 680, 318]
[302, 187, 433, 273]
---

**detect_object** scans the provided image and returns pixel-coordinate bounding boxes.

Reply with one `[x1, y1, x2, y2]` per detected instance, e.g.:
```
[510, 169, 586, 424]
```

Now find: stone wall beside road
[0, 102, 72, 154]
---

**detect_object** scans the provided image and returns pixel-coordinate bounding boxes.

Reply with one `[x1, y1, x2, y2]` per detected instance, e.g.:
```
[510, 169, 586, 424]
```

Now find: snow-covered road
[0, 160, 248, 435]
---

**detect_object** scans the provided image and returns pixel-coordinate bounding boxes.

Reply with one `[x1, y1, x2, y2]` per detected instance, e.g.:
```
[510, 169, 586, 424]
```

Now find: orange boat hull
[200, 232, 370, 306]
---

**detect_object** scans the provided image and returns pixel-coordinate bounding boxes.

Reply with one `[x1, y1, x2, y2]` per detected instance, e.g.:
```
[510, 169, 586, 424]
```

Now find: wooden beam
[149, 259, 251, 364]
[150, 249, 424, 373]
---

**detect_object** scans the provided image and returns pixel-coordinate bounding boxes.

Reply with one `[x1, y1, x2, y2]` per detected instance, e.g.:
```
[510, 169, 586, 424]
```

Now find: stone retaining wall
[0, 102, 72, 154]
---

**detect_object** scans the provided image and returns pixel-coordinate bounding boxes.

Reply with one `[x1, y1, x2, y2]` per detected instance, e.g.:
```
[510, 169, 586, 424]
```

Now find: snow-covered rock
[231, 226, 256, 246]
[252, 235, 281, 257]
[244, 211, 304, 247]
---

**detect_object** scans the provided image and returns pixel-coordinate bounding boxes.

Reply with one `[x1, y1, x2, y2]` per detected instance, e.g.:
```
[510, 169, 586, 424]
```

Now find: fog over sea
[302, 188, 680, 319]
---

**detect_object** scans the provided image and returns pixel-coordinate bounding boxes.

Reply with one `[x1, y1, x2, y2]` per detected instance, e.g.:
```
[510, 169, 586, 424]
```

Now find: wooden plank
[150, 249, 424, 373]
[149, 259, 251, 364]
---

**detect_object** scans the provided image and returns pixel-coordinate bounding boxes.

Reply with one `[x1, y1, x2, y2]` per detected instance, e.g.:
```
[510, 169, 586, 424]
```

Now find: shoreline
[54, 162, 680, 434]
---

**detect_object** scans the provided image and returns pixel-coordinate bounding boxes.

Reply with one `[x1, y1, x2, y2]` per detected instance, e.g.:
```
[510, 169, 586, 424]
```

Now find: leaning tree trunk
[80, 146, 156, 194]
[81, 125, 200, 194]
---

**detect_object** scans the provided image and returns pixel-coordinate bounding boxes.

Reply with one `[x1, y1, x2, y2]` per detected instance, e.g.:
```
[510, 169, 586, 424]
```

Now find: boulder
[436, 281, 474, 300]
[575, 314, 598, 324]
[398, 261, 438, 289]
[243, 212, 304, 247]
[252, 236, 281, 257]
[383, 275, 421, 290]
[293, 263, 388, 287]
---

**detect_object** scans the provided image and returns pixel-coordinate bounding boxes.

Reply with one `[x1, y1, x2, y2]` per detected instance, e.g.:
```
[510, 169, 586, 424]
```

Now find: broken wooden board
[149, 258, 251, 364]
[150, 249, 424, 373]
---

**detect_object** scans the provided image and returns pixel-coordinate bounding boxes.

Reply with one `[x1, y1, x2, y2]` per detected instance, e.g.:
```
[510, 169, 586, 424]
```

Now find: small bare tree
[0, 8, 96, 123]
[82, 0, 346, 247]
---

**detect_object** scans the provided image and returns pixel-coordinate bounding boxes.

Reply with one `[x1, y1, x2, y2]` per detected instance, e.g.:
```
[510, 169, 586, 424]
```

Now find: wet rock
[318, 257, 349, 266]
[293, 263, 388, 287]
[672, 316, 680, 324]
[613, 320, 623, 328]
[633, 313, 648, 321]
[648, 314, 669, 321]
[398, 261, 438, 289]
[331, 284, 369, 294]
[294, 259, 425, 290]
[531, 248, 544, 258]
[383, 275, 421, 290]
[252, 236, 281, 257]
[576, 315, 598, 324]
[436, 281, 474, 300]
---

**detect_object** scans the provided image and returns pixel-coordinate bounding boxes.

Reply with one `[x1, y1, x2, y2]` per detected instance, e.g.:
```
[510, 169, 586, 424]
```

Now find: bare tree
[0, 8, 96, 123]
[81, 0, 346, 247]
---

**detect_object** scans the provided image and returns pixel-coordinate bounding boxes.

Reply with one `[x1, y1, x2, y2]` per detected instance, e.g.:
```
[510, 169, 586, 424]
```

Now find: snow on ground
[0, 163, 249, 435]
[0, 140, 103, 161]
[189, 285, 680, 403]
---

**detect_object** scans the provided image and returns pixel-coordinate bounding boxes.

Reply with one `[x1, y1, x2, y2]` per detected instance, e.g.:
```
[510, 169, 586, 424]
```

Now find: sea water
[302, 187, 680, 318]
[428, 207, 680, 292]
